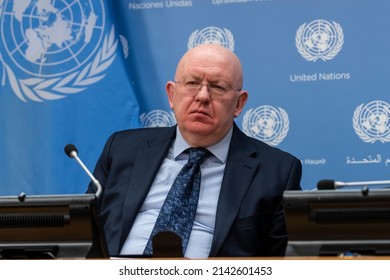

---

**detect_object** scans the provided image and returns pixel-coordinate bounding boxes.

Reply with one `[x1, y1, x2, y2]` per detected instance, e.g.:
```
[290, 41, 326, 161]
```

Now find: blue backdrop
[1, 0, 390, 195]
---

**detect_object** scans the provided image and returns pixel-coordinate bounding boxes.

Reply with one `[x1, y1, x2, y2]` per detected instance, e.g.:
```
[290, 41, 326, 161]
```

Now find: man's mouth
[190, 110, 210, 117]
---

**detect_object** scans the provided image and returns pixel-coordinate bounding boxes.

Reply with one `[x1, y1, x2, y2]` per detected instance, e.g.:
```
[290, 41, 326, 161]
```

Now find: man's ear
[234, 90, 248, 117]
[166, 81, 175, 109]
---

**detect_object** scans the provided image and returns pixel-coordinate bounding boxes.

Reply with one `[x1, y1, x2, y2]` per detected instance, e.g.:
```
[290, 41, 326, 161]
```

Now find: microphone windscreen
[152, 231, 183, 258]
[64, 144, 78, 158]
[317, 179, 336, 190]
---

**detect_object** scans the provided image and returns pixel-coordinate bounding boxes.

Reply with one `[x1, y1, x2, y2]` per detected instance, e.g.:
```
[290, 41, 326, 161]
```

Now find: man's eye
[186, 81, 201, 87]
[210, 84, 227, 92]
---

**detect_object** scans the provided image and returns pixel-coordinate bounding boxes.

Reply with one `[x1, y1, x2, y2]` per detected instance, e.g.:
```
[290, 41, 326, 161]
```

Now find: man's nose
[195, 84, 211, 100]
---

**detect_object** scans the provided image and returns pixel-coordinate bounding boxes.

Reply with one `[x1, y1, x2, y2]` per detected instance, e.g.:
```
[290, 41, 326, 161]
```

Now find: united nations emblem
[188, 26, 234, 51]
[0, 0, 117, 102]
[140, 110, 176, 128]
[295, 19, 344, 62]
[353, 100, 390, 143]
[242, 105, 289, 146]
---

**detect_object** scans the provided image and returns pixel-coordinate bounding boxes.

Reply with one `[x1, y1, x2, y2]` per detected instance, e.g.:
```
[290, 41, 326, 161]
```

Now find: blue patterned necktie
[143, 148, 211, 256]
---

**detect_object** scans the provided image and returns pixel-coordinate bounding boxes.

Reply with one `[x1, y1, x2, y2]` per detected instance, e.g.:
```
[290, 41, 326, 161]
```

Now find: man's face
[166, 46, 248, 147]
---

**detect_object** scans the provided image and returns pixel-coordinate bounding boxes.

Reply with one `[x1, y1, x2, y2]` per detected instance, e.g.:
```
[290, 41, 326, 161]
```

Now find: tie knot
[187, 148, 211, 165]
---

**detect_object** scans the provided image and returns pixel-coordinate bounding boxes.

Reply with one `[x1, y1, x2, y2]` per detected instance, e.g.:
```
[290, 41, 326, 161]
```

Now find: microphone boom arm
[65, 144, 102, 198]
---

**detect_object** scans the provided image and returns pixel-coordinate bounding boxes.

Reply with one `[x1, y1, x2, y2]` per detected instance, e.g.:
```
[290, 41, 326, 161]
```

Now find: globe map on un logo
[140, 110, 176, 128]
[0, 0, 104, 77]
[188, 26, 234, 52]
[302, 20, 338, 56]
[296, 19, 343, 62]
[353, 100, 390, 143]
[242, 105, 290, 146]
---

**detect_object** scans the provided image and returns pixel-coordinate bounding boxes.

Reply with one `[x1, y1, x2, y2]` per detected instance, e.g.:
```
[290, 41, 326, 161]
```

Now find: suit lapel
[118, 127, 176, 251]
[209, 126, 260, 256]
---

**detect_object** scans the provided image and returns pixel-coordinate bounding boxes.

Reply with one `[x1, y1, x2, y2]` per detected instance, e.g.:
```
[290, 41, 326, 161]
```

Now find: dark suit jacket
[89, 123, 302, 257]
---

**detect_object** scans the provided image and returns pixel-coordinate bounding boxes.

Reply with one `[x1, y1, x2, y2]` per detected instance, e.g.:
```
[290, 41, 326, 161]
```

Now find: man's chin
[185, 122, 214, 135]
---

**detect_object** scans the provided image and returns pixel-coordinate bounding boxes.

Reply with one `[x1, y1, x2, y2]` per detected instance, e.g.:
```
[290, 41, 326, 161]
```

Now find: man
[89, 44, 302, 258]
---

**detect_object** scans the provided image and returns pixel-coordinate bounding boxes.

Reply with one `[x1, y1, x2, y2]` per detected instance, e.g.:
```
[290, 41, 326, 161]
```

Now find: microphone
[317, 179, 390, 190]
[152, 231, 183, 258]
[64, 144, 102, 198]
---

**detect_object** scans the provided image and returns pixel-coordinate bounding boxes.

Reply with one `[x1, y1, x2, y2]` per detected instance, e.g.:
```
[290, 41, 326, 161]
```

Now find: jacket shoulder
[233, 125, 299, 162]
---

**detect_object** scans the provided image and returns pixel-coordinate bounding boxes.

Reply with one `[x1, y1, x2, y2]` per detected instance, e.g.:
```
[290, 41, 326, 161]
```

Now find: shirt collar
[172, 126, 232, 164]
